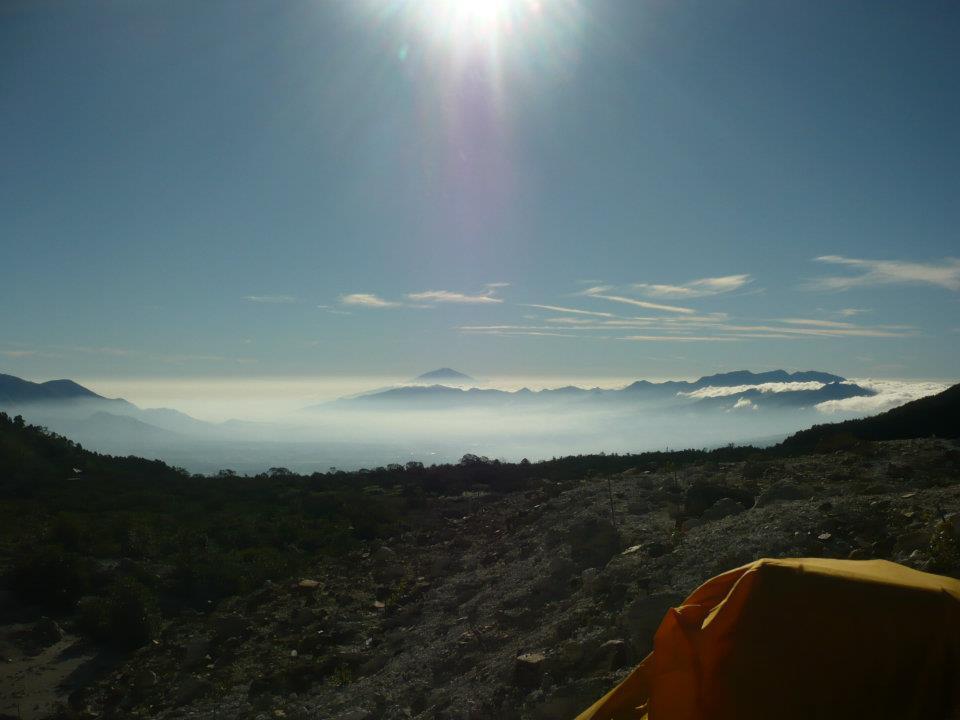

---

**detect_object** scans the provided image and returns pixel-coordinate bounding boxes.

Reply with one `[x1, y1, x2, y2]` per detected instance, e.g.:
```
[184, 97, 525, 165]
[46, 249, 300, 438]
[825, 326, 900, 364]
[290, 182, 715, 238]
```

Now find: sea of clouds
[814, 379, 951, 415]
[679, 381, 829, 399]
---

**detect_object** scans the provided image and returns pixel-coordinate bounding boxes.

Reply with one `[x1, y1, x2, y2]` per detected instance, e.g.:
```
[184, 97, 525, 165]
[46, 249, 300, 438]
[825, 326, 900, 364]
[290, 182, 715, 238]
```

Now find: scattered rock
[515, 652, 546, 688]
[61, 438, 960, 720]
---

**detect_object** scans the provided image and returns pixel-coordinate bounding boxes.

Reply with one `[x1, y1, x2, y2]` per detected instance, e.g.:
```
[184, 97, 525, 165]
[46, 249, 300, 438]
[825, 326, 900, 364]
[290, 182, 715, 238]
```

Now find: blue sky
[2, 0, 958, 382]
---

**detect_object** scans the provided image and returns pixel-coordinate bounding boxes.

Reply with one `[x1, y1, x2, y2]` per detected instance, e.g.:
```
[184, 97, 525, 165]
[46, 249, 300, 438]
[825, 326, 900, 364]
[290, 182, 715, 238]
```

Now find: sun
[436, 0, 512, 38]
[417, 0, 539, 47]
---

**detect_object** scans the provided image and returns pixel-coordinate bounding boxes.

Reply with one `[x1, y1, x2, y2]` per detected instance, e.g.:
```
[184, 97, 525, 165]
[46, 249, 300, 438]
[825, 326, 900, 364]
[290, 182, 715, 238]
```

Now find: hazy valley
[0, 370, 949, 475]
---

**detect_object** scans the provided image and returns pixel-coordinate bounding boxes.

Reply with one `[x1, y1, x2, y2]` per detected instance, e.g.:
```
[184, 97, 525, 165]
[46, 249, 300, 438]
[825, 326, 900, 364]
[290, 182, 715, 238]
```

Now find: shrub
[49, 512, 85, 551]
[77, 576, 160, 649]
[10, 547, 92, 609]
[929, 520, 960, 576]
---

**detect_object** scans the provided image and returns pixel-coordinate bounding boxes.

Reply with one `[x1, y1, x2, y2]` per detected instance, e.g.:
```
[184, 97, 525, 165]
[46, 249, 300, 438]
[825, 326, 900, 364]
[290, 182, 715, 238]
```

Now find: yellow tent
[576, 558, 960, 720]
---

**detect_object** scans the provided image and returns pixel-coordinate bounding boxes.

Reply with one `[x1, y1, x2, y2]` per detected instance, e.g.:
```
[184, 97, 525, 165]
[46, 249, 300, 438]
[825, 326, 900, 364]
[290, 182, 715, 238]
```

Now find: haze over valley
[1, 369, 948, 474]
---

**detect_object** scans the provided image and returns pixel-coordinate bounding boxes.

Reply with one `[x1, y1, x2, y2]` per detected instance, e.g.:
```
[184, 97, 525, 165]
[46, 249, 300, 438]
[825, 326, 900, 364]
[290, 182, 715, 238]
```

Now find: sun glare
[416, 0, 544, 48]
[438, 0, 510, 38]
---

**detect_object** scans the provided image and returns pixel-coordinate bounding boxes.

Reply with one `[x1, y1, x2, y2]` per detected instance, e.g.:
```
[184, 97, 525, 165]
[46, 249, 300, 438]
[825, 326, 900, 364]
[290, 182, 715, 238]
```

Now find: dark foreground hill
[781, 383, 960, 450]
[1, 407, 959, 719]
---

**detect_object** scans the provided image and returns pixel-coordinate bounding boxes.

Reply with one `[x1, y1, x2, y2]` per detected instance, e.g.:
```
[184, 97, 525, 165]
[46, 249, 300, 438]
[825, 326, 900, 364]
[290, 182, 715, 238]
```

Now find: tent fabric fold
[575, 558, 960, 720]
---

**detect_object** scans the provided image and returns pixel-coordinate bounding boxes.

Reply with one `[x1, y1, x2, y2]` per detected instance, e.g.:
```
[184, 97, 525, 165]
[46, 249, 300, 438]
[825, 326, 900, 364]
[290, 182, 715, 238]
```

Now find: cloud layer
[815, 379, 950, 414]
[680, 381, 828, 399]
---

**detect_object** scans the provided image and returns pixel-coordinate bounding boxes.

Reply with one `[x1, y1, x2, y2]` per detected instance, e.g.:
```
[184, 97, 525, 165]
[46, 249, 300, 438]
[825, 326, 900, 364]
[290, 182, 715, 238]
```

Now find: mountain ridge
[329, 369, 866, 410]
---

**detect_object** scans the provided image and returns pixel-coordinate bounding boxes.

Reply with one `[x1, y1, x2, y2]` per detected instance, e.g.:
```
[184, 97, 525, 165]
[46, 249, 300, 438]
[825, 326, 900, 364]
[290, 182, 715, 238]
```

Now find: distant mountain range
[327, 369, 868, 412]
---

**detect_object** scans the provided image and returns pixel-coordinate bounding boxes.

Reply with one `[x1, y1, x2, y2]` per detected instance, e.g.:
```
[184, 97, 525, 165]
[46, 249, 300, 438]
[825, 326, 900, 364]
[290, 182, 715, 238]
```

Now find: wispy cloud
[632, 274, 752, 298]
[57, 345, 133, 357]
[244, 295, 296, 304]
[459, 311, 913, 341]
[721, 323, 912, 338]
[407, 290, 503, 304]
[581, 287, 695, 314]
[618, 335, 736, 342]
[778, 318, 856, 328]
[340, 293, 401, 308]
[458, 325, 578, 337]
[526, 304, 615, 318]
[809, 256, 960, 291]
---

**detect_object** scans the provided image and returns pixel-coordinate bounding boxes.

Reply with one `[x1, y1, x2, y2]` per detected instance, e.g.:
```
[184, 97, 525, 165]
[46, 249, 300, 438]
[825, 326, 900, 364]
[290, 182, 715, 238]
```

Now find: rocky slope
[33, 438, 958, 720]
